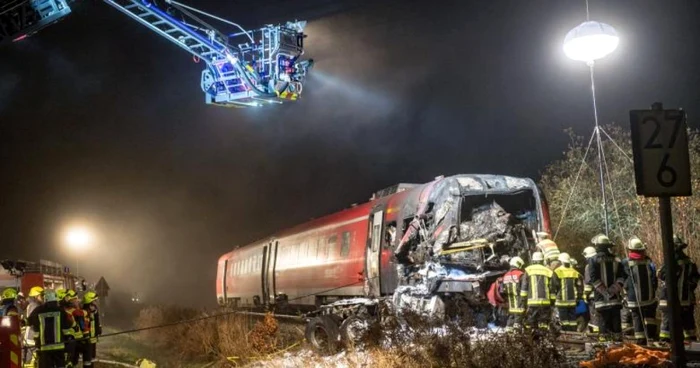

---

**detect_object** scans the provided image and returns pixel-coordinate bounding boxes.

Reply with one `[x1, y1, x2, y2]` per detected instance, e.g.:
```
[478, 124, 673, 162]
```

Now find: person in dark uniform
[27, 289, 76, 368]
[659, 235, 699, 342]
[588, 234, 626, 341]
[621, 237, 658, 345]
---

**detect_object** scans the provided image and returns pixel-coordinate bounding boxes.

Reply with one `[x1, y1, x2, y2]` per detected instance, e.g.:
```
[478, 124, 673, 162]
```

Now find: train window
[385, 221, 397, 248]
[341, 231, 350, 257]
[327, 235, 337, 259]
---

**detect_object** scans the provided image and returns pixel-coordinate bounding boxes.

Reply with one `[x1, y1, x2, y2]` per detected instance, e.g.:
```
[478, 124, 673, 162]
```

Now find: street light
[563, 19, 619, 236]
[64, 226, 93, 275]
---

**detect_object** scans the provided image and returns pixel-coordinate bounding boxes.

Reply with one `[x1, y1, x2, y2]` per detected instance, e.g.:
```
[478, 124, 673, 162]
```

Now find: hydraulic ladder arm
[102, 0, 313, 107]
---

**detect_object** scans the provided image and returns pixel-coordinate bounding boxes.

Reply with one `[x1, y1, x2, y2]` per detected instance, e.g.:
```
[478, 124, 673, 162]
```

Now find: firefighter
[1, 287, 21, 317]
[500, 256, 526, 332]
[65, 290, 91, 367]
[582, 246, 599, 333]
[83, 291, 101, 365]
[537, 239, 561, 270]
[521, 251, 555, 330]
[588, 234, 626, 341]
[27, 289, 75, 368]
[659, 235, 699, 342]
[552, 253, 582, 331]
[24, 286, 45, 367]
[621, 237, 658, 345]
[61, 290, 80, 368]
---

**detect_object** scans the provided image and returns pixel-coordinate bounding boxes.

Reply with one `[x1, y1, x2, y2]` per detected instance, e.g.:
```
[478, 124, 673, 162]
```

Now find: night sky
[1, 0, 699, 306]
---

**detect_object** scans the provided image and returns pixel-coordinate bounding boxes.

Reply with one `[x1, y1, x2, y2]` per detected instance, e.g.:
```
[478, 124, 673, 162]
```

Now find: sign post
[630, 102, 692, 367]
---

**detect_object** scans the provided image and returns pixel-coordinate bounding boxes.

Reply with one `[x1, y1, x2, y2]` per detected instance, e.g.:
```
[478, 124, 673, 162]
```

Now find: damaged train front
[392, 175, 550, 321]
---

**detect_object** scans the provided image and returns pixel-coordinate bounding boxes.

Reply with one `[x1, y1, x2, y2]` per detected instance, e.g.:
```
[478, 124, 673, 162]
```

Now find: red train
[217, 174, 551, 315]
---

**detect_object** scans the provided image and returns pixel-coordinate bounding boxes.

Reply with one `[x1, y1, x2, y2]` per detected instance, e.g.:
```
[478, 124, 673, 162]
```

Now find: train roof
[226, 174, 538, 251]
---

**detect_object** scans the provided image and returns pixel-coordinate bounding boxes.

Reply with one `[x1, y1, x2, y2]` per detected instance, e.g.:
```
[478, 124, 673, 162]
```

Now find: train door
[366, 210, 383, 297]
[261, 241, 278, 306]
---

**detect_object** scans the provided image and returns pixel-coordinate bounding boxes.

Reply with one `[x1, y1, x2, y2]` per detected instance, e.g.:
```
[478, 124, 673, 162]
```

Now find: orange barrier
[580, 343, 670, 367]
[0, 315, 21, 368]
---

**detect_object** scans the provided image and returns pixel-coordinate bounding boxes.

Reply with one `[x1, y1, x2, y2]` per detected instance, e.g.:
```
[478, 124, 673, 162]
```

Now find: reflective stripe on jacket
[552, 265, 582, 307]
[588, 250, 625, 309]
[521, 264, 554, 306]
[501, 268, 525, 313]
[622, 257, 657, 308]
[28, 302, 74, 351]
[658, 255, 699, 307]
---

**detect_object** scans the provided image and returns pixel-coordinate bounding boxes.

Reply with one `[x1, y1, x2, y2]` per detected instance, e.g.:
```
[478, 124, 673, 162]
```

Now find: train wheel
[340, 316, 368, 348]
[305, 315, 340, 355]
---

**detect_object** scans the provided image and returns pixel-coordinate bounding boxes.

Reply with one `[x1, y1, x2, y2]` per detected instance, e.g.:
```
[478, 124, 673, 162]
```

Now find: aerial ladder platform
[1, 0, 314, 108]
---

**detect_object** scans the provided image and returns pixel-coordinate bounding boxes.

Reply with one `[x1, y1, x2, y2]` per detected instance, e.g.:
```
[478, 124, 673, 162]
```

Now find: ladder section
[102, 0, 230, 65]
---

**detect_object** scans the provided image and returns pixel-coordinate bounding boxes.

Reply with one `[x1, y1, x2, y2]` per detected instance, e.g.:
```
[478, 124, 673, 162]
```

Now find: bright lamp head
[563, 21, 619, 63]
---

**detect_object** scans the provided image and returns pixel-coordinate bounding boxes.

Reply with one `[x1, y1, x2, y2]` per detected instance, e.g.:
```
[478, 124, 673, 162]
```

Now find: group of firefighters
[0, 286, 101, 368]
[499, 232, 699, 345]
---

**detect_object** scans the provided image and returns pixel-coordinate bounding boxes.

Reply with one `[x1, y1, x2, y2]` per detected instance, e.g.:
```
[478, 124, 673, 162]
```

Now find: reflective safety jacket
[520, 264, 555, 307]
[658, 253, 699, 307]
[65, 307, 88, 339]
[621, 255, 657, 308]
[84, 303, 101, 343]
[588, 249, 626, 310]
[552, 265, 583, 307]
[500, 268, 525, 314]
[27, 301, 75, 351]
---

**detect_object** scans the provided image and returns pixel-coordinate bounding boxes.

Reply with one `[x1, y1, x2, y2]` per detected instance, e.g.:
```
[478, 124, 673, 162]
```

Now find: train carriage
[217, 174, 551, 313]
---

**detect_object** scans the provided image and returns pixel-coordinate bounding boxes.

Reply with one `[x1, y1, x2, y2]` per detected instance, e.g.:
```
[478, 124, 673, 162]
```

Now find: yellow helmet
[28, 286, 44, 298]
[66, 290, 78, 301]
[531, 252, 544, 262]
[627, 237, 646, 251]
[558, 252, 571, 264]
[56, 288, 67, 301]
[83, 291, 99, 304]
[509, 256, 525, 269]
[1, 287, 18, 300]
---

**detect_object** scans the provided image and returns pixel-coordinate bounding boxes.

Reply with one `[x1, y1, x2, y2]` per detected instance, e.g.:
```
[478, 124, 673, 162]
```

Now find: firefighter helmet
[1, 287, 18, 300]
[582, 246, 597, 259]
[83, 291, 99, 304]
[510, 256, 525, 269]
[28, 286, 44, 298]
[674, 235, 688, 250]
[44, 289, 57, 303]
[627, 237, 646, 251]
[532, 252, 544, 262]
[56, 288, 67, 301]
[558, 252, 571, 264]
[591, 234, 612, 246]
[66, 290, 78, 301]
[536, 232, 551, 241]
[570, 258, 578, 266]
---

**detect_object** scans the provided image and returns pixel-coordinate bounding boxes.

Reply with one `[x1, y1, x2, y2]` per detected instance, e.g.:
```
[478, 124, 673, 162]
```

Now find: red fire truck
[0, 259, 78, 295]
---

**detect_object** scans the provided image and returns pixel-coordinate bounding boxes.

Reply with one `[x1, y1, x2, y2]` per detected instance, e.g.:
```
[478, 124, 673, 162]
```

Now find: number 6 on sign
[630, 105, 692, 197]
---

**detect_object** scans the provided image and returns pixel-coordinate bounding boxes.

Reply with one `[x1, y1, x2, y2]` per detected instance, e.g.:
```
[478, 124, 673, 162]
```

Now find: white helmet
[628, 237, 646, 251]
[531, 252, 544, 262]
[510, 256, 525, 269]
[570, 258, 578, 266]
[558, 252, 571, 264]
[583, 246, 597, 259]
